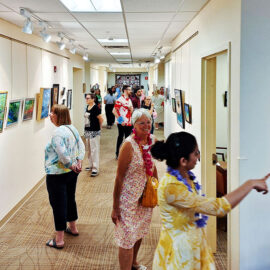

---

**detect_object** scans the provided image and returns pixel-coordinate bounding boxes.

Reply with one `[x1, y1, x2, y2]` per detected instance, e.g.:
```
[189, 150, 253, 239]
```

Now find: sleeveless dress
[115, 135, 154, 249]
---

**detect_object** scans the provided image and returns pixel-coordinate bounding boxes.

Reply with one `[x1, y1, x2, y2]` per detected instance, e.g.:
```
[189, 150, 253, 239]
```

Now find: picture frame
[174, 89, 185, 129]
[51, 84, 59, 109]
[224, 91, 227, 107]
[6, 99, 22, 127]
[171, 98, 176, 113]
[23, 98, 35, 121]
[184, 103, 192, 124]
[67, 89, 72, 110]
[165, 87, 170, 101]
[37, 88, 51, 121]
[0, 91, 8, 133]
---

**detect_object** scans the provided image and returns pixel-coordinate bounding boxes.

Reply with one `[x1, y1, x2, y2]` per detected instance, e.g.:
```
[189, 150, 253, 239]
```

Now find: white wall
[216, 53, 228, 159]
[166, 0, 241, 268]
[239, 1, 270, 269]
[0, 20, 85, 221]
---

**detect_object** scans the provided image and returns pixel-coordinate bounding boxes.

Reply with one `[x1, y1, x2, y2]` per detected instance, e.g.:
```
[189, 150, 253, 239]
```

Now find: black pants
[46, 171, 78, 231]
[116, 124, 133, 157]
[105, 104, 115, 126]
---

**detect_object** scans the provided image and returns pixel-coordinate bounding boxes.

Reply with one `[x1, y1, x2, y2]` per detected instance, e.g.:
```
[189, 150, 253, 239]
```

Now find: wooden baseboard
[0, 176, 45, 228]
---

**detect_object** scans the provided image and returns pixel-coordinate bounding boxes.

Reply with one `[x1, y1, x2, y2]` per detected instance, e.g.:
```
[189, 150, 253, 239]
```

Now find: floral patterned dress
[153, 173, 231, 270]
[115, 135, 154, 249]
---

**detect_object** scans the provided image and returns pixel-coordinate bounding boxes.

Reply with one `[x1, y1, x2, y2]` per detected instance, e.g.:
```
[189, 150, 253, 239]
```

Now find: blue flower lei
[167, 166, 208, 228]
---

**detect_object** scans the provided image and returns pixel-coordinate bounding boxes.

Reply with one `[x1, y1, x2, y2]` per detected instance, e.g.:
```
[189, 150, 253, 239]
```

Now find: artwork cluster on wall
[173, 89, 192, 129]
[116, 74, 140, 88]
[0, 84, 72, 133]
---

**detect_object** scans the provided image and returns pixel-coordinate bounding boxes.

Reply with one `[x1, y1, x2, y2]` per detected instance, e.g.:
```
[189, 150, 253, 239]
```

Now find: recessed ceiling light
[60, 0, 121, 12]
[110, 52, 130, 55]
[98, 39, 128, 43]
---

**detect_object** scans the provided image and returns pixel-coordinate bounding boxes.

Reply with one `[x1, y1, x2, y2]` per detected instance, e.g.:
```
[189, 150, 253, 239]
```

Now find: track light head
[20, 8, 32, 18]
[40, 29, 51, 43]
[83, 52, 88, 61]
[22, 18, 33, 34]
[57, 38, 65, 50]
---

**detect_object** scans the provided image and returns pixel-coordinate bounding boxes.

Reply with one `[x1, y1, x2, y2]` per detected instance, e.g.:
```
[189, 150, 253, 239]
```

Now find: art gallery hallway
[0, 126, 226, 269]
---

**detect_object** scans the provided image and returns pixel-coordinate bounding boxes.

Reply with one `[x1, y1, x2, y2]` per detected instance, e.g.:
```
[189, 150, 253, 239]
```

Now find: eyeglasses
[137, 121, 152, 125]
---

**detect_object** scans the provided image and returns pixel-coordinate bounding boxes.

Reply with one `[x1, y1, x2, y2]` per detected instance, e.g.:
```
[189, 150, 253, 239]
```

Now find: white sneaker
[91, 171, 99, 177]
[85, 167, 91, 171]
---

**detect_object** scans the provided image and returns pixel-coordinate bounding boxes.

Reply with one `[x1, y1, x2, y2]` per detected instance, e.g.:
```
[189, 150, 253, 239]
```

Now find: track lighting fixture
[69, 40, 76, 54]
[20, 8, 33, 34]
[39, 22, 51, 43]
[56, 32, 65, 50]
[154, 57, 160, 64]
[83, 51, 88, 61]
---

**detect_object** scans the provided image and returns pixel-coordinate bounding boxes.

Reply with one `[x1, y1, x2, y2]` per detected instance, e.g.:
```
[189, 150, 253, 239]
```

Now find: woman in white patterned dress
[111, 108, 158, 270]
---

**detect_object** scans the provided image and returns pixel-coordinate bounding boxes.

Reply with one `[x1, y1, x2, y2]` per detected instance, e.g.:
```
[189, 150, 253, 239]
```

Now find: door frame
[201, 42, 237, 269]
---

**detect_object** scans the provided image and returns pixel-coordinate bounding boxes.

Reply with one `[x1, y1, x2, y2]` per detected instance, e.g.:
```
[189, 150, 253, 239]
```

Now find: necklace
[167, 166, 208, 228]
[133, 129, 153, 176]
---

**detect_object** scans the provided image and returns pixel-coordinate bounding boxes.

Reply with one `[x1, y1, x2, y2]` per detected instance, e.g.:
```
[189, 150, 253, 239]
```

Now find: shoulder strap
[65, 125, 79, 148]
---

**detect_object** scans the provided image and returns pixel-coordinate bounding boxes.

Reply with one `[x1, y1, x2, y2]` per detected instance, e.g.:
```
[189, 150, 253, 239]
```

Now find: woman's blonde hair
[51, 104, 71, 126]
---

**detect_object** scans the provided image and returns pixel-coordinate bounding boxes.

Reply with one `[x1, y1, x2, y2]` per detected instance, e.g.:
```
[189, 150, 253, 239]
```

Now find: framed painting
[23, 98, 35, 121]
[6, 99, 22, 127]
[67, 89, 72, 110]
[184, 103, 192, 124]
[0, 91, 8, 133]
[171, 98, 176, 113]
[37, 88, 51, 121]
[51, 84, 59, 109]
[174, 89, 185, 129]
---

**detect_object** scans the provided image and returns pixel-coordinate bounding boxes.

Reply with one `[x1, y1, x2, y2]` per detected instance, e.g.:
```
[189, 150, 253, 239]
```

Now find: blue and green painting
[7, 100, 21, 127]
[0, 92, 8, 132]
[41, 88, 51, 119]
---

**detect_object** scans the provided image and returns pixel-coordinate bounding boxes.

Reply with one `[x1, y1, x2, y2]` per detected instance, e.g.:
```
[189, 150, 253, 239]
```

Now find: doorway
[201, 47, 230, 267]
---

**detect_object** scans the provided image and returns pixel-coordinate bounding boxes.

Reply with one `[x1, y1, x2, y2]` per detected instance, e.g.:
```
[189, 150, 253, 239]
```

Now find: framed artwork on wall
[6, 99, 22, 127]
[184, 103, 192, 124]
[23, 98, 35, 121]
[224, 91, 227, 107]
[0, 91, 8, 133]
[174, 89, 185, 129]
[171, 98, 176, 113]
[51, 84, 59, 109]
[37, 88, 51, 121]
[67, 89, 72, 110]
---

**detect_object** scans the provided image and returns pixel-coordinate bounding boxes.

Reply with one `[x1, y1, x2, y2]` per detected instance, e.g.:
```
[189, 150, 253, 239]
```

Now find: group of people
[44, 88, 269, 270]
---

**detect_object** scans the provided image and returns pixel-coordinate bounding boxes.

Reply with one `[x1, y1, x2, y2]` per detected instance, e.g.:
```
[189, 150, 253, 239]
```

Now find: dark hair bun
[151, 140, 168, 161]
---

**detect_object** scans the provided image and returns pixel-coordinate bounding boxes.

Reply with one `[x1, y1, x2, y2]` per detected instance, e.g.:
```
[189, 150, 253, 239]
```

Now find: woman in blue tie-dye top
[45, 104, 85, 249]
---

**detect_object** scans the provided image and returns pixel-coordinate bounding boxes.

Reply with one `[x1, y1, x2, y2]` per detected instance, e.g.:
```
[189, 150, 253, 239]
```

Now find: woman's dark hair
[151, 132, 197, 169]
[122, 85, 130, 92]
[108, 87, 113, 96]
[85, 93, 96, 100]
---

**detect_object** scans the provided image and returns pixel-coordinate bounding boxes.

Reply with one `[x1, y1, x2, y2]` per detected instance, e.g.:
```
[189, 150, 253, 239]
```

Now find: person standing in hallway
[151, 90, 164, 129]
[141, 96, 155, 134]
[113, 85, 133, 159]
[45, 104, 85, 249]
[111, 108, 158, 270]
[104, 87, 116, 129]
[130, 87, 142, 110]
[150, 131, 269, 269]
[84, 93, 103, 177]
[95, 89, 102, 113]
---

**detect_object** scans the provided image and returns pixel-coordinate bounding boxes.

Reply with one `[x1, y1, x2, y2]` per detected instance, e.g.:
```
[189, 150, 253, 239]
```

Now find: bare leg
[119, 247, 133, 270]
[132, 239, 142, 266]
[68, 220, 79, 234]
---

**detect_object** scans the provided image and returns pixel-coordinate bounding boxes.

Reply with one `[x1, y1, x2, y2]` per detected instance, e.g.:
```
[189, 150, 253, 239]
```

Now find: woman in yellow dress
[150, 132, 269, 270]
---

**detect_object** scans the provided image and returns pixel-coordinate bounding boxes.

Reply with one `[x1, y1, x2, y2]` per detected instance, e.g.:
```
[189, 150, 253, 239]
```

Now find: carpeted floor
[0, 125, 227, 269]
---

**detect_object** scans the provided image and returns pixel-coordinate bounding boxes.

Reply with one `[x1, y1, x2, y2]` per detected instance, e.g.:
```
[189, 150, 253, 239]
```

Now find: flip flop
[65, 227, 79, 236]
[132, 265, 147, 270]
[46, 239, 64, 249]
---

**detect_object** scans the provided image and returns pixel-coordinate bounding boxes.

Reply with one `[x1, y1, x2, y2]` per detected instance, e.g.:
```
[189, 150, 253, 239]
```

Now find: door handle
[212, 153, 218, 165]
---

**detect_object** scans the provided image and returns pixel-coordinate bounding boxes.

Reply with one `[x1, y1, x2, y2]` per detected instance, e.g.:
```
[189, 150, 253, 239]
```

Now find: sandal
[46, 239, 64, 249]
[132, 265, 147, 270]
[65, 227, 79, 236]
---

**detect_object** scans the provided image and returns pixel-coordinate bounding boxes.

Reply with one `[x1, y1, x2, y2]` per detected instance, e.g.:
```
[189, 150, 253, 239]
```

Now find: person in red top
[130, 87, 142, 109]
[113, 85, 134, 159]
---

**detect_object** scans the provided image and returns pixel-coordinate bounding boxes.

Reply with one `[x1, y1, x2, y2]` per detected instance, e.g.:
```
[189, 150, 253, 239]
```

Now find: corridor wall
[0, 19, 85, 221]
[164, 0, 241, 268]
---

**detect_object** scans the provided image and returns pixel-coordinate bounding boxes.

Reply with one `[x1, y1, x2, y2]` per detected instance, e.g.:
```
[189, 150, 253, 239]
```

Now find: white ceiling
[0, 0, 208, 68]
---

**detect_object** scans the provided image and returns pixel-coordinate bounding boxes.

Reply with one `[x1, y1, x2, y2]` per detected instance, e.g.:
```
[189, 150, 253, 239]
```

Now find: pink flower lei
[132, 128, 153, 176]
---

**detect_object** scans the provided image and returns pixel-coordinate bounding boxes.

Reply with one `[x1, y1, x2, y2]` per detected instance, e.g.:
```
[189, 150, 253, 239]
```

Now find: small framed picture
[224, 91, 227, 107]
[67, 89, 72, 110]
[6, 99, 22, 127]
[184, 103, 192, 124]
[23, 98, 35, 121]
[171, 98, 176, 113]
[174, 89, 185, 129]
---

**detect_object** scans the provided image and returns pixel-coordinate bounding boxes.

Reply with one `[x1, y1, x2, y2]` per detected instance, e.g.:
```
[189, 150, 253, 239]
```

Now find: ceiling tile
[123, 0, 182, 12]
[125, 12, 174, 22]
[0, 3, 10, 11]
[163, 21, 187, 41]
[0, 0, 67, 13]
[34, 12, 76, 22]
[179, 0, 208, 12]
[72, 12, 123, 22]
[174, 11, 197, 21]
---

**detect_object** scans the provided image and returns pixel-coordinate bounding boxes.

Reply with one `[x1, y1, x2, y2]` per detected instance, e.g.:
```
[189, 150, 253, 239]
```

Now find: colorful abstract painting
[0, 91, 8, 132]
[174, 89, 185, 129]
[7, 99, 21, 127]
[23, 98, 35, 121]
[37, 88, 51, 121]
[184, 103, 192, 124]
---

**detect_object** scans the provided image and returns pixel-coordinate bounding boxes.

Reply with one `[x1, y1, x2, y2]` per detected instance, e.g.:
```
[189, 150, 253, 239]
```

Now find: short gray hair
[131, 108, 152, 125]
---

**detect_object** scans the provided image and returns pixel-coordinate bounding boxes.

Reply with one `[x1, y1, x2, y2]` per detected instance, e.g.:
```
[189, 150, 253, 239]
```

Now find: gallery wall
[164, 0, 241, 268]
[0, 19, 85, 221]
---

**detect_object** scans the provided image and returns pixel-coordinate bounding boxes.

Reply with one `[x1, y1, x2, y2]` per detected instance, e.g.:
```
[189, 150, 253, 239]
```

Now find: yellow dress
[153, 173, 231, 270]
